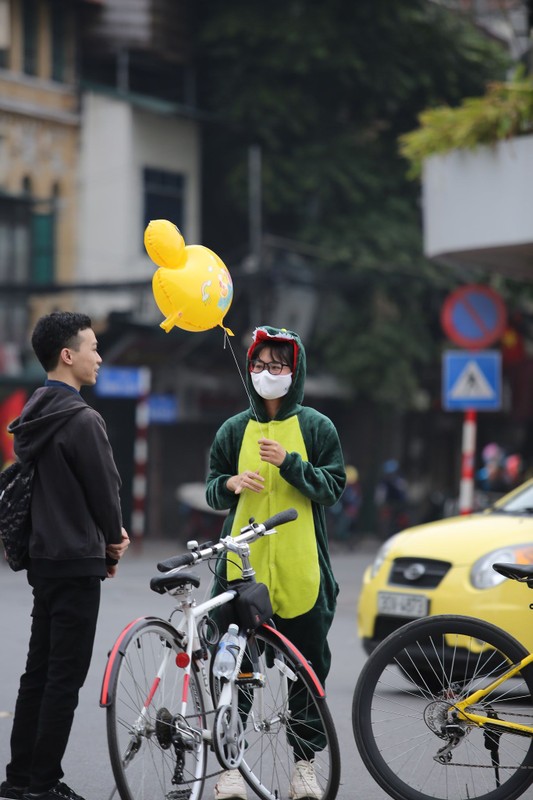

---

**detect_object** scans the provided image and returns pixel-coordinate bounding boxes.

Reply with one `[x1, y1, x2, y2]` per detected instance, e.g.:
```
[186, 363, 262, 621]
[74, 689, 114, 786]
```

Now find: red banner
[0, 390, 26, 465]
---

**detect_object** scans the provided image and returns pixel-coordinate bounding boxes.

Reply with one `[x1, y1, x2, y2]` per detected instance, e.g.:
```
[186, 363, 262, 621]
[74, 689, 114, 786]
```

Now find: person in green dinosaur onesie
[206, 325, 346, 800]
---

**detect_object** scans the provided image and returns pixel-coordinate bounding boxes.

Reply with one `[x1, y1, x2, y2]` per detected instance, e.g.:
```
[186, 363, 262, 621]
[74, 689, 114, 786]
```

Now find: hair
[250, 340, 294, 368]
[31, 311, 93, 372]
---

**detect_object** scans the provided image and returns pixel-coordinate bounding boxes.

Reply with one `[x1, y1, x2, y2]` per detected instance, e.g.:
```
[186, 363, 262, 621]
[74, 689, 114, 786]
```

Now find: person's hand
[106, 564, 118, 578]
[227, 470, 265, 495]
[106, 527, 130, 561]
[258, 437, 287, 468]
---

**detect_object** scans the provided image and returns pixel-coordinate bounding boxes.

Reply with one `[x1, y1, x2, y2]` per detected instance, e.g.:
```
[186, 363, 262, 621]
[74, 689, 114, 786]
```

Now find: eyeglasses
[250, 360, 291, 375]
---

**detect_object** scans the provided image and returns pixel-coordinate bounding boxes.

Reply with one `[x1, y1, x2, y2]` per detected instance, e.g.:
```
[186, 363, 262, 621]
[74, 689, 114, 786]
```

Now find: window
[31, 198, 55, 284]
[13, 181, 55, 283]
[143, 168, 185, 246]
[0, 196, 31, 284]
[22, 0, 38, 76]
[50, 1, 65, 82]
[0, 0, 10, 69]
[0, 195, 31, 347]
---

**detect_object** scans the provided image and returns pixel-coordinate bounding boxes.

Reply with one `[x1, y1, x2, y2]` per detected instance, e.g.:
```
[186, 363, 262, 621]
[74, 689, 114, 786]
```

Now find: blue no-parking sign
[443, 351, 501, 411]
[441, 285, 506, 349]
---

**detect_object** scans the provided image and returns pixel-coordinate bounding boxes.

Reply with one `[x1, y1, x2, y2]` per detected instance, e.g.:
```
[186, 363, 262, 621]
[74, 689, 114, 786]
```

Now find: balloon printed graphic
[144, 219, 234, 334]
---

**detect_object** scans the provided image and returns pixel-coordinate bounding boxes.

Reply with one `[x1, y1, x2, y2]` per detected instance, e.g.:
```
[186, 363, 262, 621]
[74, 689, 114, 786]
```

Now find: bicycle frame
[176, 588, 237, 721]
[100, 586, 239, 729]
[100, 584, 318, 741]
[102, 507, 341, 800]
[101, 508, 302, 735]
[453, 649, 533, 736]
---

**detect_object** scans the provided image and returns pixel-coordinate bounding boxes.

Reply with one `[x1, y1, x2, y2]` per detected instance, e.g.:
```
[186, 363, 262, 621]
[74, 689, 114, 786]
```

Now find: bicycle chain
[438, 708, 533, 771]
[173, 767, 225, 786]
[443, 711, 533, 771]
[172, 708, 227, 785]
[491, 710, 533, 719]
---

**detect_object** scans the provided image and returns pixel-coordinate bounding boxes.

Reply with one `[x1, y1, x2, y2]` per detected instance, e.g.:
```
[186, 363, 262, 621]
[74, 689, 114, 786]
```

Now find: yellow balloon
[144, 220, 186, 268]
[144, 219, 234, 334]
[150, 246, 233, 335]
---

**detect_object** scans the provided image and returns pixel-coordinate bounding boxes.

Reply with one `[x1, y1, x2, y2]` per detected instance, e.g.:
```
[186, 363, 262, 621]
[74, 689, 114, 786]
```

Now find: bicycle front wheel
[221, 623, 340, 800]
[104, 618, 207, 800]
[353, 615, 533, 800]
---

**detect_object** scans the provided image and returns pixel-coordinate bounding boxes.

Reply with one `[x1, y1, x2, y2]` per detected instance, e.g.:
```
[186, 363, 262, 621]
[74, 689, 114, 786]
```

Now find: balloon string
[223, 331, 263, 428]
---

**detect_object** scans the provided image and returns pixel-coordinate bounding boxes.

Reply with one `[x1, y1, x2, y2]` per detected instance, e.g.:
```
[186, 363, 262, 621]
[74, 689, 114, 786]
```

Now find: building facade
[0, 0, 83, 372]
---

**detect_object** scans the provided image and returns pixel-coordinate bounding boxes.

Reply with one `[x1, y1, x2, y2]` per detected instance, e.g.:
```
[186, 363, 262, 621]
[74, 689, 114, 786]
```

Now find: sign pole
[131, 368, 151, 539]
[441, 285, 506, 518]
[458, 409, 477, 515]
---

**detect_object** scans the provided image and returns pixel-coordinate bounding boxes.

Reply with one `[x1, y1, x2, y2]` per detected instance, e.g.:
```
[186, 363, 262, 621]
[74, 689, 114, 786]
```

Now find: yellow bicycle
[352, 562, 533, 800]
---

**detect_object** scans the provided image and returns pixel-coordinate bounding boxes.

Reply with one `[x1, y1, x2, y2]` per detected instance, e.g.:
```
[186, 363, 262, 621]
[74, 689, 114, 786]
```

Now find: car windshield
[492, 483, 533, 514]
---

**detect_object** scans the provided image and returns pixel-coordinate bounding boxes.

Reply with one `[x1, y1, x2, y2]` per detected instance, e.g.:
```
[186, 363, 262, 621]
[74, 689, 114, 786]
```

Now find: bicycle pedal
[236, 671, 265, 687]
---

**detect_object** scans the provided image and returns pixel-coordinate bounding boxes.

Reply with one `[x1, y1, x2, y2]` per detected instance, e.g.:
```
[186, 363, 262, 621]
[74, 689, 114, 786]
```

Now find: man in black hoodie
[0, 312, 129, 800]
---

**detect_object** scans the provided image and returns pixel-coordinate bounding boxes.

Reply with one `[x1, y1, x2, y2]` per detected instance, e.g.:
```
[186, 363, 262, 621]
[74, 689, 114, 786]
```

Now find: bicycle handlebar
[157, 552, 196, 571]
[260, 507, 298, 530]
[157, 507, 298, 573]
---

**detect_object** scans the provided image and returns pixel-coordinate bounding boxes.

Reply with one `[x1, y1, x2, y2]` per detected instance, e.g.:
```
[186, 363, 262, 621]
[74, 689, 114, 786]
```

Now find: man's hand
[258, 437, 287, 468]
[227, 470, 265, 495]
[106, 527, 130, 561]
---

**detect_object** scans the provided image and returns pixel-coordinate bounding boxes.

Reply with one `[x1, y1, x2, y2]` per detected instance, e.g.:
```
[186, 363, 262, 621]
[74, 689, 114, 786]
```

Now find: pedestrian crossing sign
[443, 350, 501, 411]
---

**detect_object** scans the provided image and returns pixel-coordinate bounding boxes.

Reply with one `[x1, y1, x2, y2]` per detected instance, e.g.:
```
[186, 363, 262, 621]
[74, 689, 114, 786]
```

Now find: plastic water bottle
[213, 623, 241, 680]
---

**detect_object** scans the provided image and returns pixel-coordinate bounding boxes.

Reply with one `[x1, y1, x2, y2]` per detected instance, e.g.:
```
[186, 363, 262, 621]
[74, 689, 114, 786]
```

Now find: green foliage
[308, 262, 453, 408]
[196, 0, 509, 407]
[400, 70, 533, 178]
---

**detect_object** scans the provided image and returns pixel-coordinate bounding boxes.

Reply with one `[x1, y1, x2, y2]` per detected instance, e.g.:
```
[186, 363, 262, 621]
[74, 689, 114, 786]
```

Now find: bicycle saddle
[492, 562, 533, 585]
[150, 570, 201, 594]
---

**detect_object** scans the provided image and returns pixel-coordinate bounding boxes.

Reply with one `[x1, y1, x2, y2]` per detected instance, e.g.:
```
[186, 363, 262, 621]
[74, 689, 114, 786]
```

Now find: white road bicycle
[100, 508, 340, 800]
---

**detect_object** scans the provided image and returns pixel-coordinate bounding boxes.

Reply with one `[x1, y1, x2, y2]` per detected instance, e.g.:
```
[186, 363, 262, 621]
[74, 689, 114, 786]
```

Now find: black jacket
[9, 384, 123, 577]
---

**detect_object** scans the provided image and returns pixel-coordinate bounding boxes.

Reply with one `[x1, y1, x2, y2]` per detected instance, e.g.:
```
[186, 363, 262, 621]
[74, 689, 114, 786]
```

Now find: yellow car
[358, 479, 533, 655]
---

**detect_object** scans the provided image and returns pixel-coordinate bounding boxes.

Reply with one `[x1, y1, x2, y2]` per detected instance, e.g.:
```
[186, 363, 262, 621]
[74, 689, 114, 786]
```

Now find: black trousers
[6, 574, 101, 793]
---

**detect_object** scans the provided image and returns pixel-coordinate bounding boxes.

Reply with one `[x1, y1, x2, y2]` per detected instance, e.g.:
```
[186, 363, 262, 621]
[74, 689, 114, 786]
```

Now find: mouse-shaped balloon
[145, 219, 233, 334]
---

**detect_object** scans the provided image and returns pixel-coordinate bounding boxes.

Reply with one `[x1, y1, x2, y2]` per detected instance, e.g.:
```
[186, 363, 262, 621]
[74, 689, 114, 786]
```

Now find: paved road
[0, 538, 393, 799]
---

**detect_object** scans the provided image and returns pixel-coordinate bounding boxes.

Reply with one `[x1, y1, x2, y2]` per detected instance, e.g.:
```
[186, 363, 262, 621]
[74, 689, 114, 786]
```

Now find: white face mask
[251, 371, 292, 400]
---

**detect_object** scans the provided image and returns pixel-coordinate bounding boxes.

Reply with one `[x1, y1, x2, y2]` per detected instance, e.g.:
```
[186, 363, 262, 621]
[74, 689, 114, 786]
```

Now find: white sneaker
[289, 760, 323, 800]
[214, 770, 248, 800]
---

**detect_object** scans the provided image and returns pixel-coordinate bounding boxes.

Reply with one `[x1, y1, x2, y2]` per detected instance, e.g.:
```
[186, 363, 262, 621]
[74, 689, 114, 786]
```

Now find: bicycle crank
[213, 704, 245, 770]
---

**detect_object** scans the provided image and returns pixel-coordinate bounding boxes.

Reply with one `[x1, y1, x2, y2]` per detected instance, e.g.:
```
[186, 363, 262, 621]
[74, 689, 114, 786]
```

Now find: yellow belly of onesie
[228, 417, 319, 618]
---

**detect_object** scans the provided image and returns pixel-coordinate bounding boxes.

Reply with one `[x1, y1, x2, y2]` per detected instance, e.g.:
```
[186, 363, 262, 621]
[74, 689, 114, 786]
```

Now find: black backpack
[0, 460, 34, 571]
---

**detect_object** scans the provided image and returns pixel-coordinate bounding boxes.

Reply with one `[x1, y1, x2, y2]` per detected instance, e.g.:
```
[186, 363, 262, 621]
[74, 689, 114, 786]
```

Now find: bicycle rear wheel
[352, 615, 533, 800]
[212, 623, 340, 800]
[105, 618, 207, 800]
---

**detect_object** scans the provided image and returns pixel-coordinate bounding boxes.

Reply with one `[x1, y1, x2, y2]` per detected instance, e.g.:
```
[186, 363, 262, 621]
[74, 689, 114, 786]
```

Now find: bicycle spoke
[353, 615, 533, 800]
[107, 621, 207, 800]
[233, 627, 340, 800]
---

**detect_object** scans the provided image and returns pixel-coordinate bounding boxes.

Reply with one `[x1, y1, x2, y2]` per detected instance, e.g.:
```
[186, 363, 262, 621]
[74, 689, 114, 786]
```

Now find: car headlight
[471, 543, 533, 589]
[370, 534, 401, 579]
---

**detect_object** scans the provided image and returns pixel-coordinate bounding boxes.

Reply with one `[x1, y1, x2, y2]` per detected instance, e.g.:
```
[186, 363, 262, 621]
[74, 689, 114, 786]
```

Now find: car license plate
[378, 591, 429, 618]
